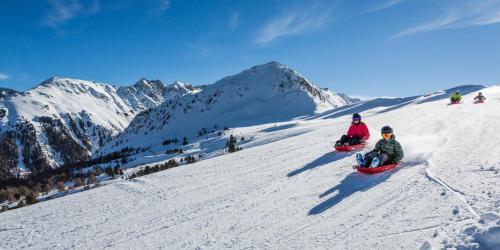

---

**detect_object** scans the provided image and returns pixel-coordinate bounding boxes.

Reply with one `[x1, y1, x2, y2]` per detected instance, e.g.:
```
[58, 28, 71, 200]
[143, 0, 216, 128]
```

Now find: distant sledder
[449, 90, 462, 104]
[474, 92, 486, 104]
[334, 113, 370, 151]
[354, 126, 404, 173]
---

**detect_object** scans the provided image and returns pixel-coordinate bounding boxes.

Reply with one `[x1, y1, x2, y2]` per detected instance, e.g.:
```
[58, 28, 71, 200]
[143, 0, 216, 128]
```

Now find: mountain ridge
[98, 61, 354, 156]
[0, 76, 199, 178]
[0, 62, 352, 179]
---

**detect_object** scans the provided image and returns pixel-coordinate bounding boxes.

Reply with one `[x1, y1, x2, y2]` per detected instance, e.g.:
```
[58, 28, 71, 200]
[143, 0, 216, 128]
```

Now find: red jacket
[347, 122, 370, 141]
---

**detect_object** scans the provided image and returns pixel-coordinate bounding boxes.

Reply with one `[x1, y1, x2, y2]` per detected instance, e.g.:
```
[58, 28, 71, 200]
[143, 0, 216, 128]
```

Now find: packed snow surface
[0, 86, 499, 249]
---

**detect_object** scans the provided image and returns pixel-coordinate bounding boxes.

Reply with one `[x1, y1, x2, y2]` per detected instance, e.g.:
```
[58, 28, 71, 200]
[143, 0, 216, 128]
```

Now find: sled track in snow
[276, 162, 427, 246]
[372, 224, 442, 239]
[424, 164, 479, 219]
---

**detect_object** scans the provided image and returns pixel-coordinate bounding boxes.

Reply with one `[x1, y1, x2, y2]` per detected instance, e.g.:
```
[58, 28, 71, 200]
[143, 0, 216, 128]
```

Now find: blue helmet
[381, 126, 393, 134]
[352, 113, 361, 121]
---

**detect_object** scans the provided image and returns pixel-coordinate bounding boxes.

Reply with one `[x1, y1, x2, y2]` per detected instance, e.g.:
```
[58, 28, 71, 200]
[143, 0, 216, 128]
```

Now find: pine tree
[95, 167, 103, 176]
[73, 177, 83, 188]
[182, 137, 189, 146]
[113, 165, 121, 175]
[106, 167, 115, 178]
[227, 135, 237, 153]
[185, 155, 196, 164]
[16, 200, 25, 208]
[26, 193, 37, 205]
[87, 173, 96, 184]
[56, 181, 65, 192]
[41, 183, 51, 194]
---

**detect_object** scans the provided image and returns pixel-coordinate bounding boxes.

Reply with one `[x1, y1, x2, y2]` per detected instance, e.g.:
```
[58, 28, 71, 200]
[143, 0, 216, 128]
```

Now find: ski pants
[364, 151, 390, 167]
[337, 135, 362, 146]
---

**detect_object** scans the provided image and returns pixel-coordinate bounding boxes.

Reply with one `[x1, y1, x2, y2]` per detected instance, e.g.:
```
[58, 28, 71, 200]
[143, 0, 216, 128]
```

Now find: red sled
[474, 100, 485, 104]
[334, 143, 366, 152]
[448, 101, 461, 105]
[354, 162, 403, 174]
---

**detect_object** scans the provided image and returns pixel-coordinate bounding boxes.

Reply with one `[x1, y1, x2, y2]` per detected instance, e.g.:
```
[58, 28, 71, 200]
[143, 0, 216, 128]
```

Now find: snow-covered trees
[41, 117, 89, 165]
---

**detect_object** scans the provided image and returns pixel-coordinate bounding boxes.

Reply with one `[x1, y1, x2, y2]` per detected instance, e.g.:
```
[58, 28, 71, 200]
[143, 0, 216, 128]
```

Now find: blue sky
[1, 0, 500, 96]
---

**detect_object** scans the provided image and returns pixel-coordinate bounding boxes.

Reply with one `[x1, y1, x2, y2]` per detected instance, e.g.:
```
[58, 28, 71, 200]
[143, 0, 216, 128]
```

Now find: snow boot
[356, 153, 366, 167]
[369, 157, 380, 168]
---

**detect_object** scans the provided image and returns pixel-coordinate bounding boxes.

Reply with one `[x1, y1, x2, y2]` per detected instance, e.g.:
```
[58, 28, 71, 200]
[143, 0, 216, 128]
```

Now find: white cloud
[255, 1, 338, 44]
[228, 12, 240, 30]
[394, 0, 500, 38]
[0, 73, 9, 81]
[44, 0, 82, 26]
[43, 0, 101, 27]
[365, 0, 405, 13]
[394, 11, 459, 38]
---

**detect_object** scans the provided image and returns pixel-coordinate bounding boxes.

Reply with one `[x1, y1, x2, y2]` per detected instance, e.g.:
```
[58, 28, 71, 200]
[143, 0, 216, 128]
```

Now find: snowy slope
[0, 85, 498, 249]
[0, 77, 198, 177]
[99, 62, 354, 155]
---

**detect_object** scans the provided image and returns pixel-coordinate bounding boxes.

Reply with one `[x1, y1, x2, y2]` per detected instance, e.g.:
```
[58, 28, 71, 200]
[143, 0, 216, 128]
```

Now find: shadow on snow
[287, 151, 355, 177]
[416, 85, 485, 105]
[308, 161, 423, 215]
[307, 85, 485, 121]
[308, 171, 393, 215]
[260, 123, 298, 133]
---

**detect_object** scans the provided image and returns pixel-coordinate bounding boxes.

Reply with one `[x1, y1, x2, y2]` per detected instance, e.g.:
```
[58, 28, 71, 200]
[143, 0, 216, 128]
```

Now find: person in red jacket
[335, 113, 370, 146]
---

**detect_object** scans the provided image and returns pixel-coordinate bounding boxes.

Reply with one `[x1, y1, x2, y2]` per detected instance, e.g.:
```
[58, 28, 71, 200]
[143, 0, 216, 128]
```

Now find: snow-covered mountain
[1, 84, 497, 249]
[116, 79, 199, 111]
[0, 77, 198, 178]
[0, 62, 353, 179]
[100, 62, 354, 155]
[0, 88, 18, 99]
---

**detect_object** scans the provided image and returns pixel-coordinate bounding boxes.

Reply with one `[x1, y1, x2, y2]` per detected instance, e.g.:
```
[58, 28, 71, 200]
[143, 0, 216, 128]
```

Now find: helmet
[352, 113, 361, 121]
[381, 126, 393, 134]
